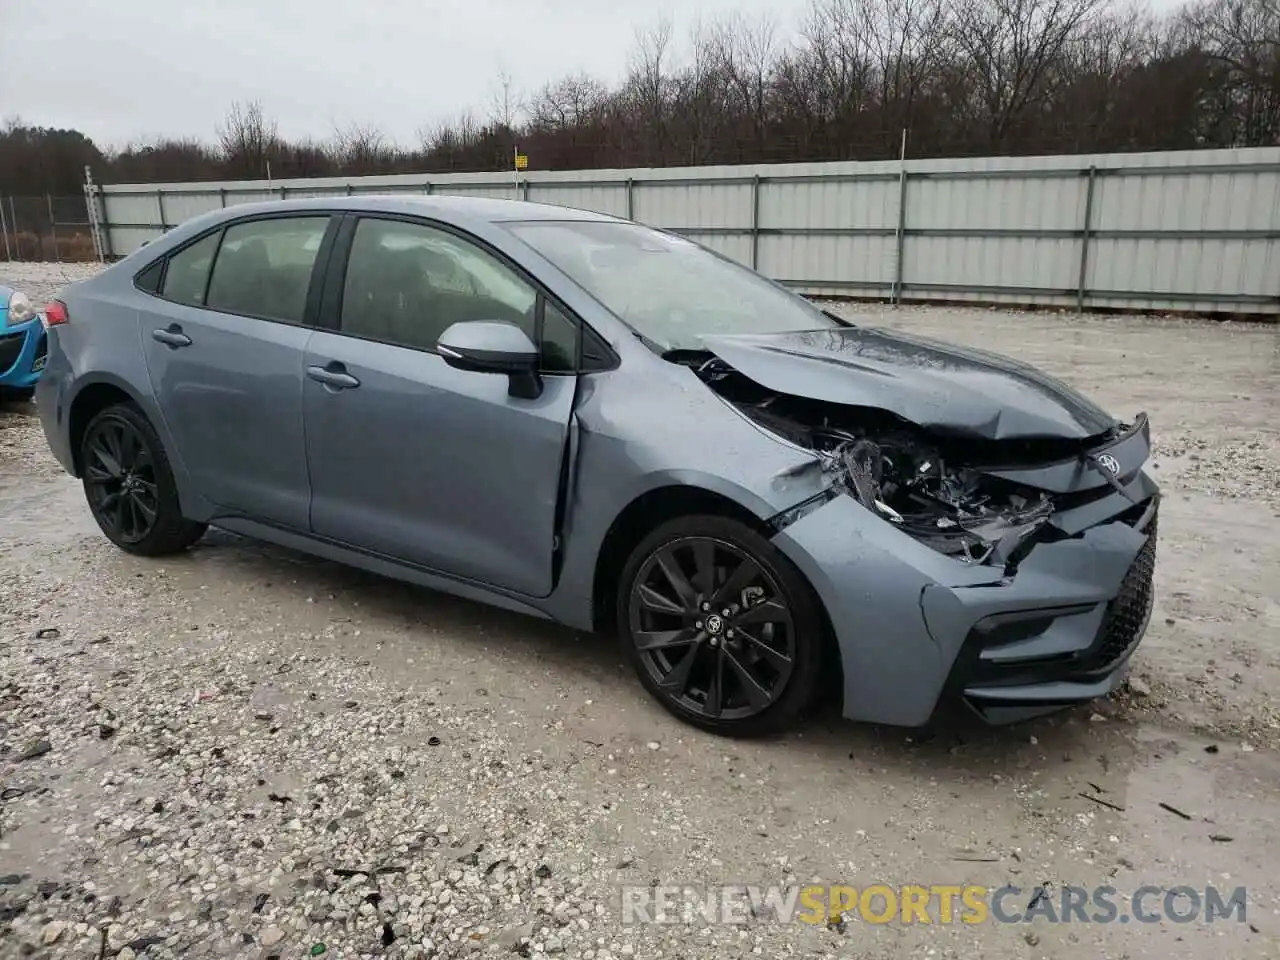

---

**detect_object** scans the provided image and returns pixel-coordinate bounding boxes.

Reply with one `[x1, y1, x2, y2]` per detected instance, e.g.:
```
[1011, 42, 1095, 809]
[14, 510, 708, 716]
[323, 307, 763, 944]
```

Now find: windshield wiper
[822, 309, 855, 327]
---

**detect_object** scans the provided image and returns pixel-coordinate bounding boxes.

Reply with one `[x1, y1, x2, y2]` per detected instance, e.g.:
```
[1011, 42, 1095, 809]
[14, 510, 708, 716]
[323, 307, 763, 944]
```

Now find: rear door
[140, 214, 335, 529]
[302, 214, 582, 597]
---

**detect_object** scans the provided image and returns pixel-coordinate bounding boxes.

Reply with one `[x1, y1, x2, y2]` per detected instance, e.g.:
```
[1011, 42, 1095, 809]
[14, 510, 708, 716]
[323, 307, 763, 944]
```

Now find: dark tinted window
[161, 231, 220, 305]
[135, 258, 164, 294]
[341, 218, 538, 352]
[541, 300, 578, 373]
[205, 217, 329, 323]
[580, 325, 614, 372]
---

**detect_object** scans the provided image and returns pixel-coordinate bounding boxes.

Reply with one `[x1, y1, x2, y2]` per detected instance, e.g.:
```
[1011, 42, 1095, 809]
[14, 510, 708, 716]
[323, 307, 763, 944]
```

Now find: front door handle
[152, 324, 191, 348]
[306, 363, 360, 390]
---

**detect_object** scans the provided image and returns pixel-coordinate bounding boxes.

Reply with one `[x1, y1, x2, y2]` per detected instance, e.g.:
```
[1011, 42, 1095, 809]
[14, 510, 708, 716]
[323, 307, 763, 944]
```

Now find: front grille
[0, 331, 23, 374]
[1087, 511, 1157, 668]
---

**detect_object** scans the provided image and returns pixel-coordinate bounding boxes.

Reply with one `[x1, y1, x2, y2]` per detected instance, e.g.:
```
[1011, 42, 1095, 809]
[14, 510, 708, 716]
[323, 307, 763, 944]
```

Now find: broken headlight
[825, 435, 1053, 566]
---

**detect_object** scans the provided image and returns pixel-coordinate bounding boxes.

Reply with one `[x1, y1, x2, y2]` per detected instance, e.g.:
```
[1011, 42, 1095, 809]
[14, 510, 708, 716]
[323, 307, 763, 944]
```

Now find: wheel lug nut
[721, 609, 731, 617]
[701, 602, 710, 611]
[709, 638, 718, 647]
[726, 629, 735, 639]
[695, 620, 703, 629]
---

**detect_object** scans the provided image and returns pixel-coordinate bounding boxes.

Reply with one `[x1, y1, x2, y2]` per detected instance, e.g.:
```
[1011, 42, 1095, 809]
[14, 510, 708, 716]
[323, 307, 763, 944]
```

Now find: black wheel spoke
[658, 642, 701, 696]
[85, 463, 114, 484]
[734, 599, 789, 627]
[691, 540, 716, 597]
[634, 628, 700, 652]
[712, 557, 761, 607]
[704, 652, 725, 717]
[124, 496, 142, 539]
[654, 546, 698, 611]
[724, 650, 772, 710]
[738, 627, 794, 669]
[131, 493, 157, 525]
[104, 426, 124, 470]
[88, 439, 123, 479]
[636, 584, 684, 617]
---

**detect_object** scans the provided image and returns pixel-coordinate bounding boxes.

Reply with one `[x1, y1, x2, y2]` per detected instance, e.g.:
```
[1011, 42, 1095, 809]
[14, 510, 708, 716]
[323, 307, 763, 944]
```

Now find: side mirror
[437, 320, 542, 399]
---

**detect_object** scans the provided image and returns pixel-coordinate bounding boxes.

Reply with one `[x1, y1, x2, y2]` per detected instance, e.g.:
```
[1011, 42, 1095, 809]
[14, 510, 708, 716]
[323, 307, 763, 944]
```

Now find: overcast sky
[2, 0, 814, 149]
[5, 0, 1185, 150]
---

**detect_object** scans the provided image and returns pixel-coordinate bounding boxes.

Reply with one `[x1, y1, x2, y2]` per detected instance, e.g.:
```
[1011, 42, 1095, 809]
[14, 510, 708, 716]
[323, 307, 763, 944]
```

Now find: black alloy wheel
[619, 515, 824, 736]
[84, 413, 159, 544]
[80, 402, 207, 556]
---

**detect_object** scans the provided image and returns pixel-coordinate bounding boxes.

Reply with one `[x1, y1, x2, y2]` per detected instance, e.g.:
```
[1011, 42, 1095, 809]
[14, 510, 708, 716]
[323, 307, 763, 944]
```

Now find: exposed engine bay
[678, 353, 1123, 568]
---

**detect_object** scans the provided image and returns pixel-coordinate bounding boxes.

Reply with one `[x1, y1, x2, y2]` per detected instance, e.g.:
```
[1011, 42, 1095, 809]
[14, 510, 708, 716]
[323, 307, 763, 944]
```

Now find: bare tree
[625, 18, 675, 163]
[529, 75, 611, 131]
[949, 0, 1108, 146]
[330, 121, 392, 173]
[1181, 0, 1280, 143]
[216, 100, 280, 178]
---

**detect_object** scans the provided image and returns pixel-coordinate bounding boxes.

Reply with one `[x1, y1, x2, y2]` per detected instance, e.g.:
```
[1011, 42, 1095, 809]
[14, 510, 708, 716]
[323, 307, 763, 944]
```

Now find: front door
[302, 215, 576, 597]
[140, 215, 334, 529]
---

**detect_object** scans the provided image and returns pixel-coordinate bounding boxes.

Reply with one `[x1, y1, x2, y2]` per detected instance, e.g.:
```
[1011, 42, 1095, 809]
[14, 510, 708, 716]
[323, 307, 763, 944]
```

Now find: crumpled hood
[700, 326, 1118, 441]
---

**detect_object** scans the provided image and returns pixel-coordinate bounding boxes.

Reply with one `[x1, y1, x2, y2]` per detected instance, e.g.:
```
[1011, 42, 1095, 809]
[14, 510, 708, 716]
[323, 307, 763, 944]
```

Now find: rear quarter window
[161, 231, 221, 306]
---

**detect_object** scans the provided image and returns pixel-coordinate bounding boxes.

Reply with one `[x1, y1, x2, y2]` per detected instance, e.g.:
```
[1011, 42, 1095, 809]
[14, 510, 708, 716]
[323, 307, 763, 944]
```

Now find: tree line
[3, 0, 1277, 196]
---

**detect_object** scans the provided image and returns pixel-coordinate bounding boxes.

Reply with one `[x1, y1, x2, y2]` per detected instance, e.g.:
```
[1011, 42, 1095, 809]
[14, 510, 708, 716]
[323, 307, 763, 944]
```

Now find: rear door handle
[306, 364, 360, 390]
[152, 325, 191, 348]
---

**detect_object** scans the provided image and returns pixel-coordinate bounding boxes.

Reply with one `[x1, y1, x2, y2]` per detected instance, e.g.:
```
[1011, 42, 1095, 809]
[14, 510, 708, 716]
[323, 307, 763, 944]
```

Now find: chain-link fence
[0, 194, 97, 263]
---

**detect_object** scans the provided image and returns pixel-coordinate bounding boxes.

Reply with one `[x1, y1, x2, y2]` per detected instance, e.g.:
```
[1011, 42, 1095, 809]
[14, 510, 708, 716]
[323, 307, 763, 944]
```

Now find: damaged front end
[680, 352, 1140, 574]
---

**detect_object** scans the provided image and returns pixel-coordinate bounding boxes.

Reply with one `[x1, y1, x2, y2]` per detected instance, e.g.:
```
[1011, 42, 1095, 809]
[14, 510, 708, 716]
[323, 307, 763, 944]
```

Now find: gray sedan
[35, 196, 1159, 736]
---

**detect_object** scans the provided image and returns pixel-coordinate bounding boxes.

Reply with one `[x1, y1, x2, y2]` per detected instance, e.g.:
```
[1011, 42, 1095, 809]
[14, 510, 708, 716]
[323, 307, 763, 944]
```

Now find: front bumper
[0, 317, 48, 389]
[772, 432, 1160, 727]
[936, 499, 1156, 724]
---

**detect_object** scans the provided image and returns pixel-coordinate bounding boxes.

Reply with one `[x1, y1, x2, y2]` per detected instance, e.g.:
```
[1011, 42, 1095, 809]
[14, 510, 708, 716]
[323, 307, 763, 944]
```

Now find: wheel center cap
[705, 614, 724, 635]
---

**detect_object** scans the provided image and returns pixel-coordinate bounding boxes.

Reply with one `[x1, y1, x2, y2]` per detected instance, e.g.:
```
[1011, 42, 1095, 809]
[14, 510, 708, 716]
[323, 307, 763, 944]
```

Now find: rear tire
[616, 514, 825, 737]
[80, 402, 207, 556]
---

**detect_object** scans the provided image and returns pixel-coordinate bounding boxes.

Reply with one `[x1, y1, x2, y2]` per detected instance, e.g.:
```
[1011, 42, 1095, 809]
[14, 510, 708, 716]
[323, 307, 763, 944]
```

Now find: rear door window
[160, 232, 220, 306]
[205, 217, 330, 323]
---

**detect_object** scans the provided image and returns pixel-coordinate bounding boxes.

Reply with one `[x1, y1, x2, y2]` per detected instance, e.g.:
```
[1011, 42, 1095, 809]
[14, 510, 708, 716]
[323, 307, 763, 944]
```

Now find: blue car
[0, 284, 45, 402]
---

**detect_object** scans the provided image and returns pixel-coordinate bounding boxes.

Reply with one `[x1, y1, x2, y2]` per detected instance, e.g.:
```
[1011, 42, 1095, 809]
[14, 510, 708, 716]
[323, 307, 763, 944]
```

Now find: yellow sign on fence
[514, 152, 529, 170]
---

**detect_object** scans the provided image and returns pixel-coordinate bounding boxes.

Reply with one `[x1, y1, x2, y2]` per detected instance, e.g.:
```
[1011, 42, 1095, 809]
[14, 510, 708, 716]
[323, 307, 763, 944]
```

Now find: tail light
[43, 300, 69, 327]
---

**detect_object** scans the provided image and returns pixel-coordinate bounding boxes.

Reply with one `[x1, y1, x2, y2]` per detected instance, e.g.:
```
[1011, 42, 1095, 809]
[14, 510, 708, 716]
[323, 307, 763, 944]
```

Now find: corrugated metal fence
[91, 147, 1280, 316]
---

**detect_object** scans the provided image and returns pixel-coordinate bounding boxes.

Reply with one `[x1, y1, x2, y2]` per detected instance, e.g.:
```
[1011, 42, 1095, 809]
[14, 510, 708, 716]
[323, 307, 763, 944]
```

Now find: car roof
[200, 194, 624, 228]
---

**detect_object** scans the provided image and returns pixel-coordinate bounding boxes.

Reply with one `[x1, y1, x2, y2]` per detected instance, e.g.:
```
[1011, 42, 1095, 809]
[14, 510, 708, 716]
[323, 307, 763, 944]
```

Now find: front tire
[617, 514, 825, 737]
[80, 402, 207, 556]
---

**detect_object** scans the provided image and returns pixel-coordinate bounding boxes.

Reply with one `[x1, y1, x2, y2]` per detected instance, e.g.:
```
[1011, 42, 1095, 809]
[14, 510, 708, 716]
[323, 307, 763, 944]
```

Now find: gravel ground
[1, 261, 1278, 960]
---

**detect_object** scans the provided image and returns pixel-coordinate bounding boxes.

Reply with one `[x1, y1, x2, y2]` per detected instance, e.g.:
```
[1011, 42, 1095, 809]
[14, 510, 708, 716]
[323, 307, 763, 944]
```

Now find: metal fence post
[98, 184, 113, 260]
[8, 197, 17, 260]
[892, 129, 910, 305]
[625, 178, 634, 220]
[892, 172, 910, 305]
[47, 194, 60, 262]
[0, 194, 10, 261]
[156, 190, 168, 232]
[1076, 165, 1098, 313]
[521, 179, 530, 202]
[750, 175, 762, 270]
[219, 188, 227, 208]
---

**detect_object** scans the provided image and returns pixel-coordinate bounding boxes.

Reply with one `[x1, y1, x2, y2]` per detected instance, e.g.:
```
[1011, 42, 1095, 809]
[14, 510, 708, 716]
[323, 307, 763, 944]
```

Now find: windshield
[503, 220, 843, 351]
